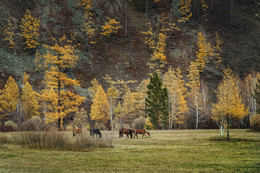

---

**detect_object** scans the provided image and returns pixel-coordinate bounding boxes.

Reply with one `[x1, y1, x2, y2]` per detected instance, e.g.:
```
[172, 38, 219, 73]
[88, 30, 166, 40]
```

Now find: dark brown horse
[73, 128, 82, 137]
[134, 129, 150, 138]
[119, 129, 133, 139]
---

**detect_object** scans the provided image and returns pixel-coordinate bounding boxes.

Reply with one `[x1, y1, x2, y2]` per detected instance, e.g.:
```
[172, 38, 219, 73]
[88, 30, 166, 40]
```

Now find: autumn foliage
[20, 9, 40, 49]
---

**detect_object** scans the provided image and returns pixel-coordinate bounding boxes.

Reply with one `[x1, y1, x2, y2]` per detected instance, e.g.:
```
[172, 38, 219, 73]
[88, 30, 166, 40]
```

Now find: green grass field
[0, 129, 259, 172]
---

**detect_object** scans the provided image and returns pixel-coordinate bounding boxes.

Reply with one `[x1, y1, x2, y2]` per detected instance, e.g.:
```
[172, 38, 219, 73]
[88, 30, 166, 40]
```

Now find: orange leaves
[20, 9, 40, 49]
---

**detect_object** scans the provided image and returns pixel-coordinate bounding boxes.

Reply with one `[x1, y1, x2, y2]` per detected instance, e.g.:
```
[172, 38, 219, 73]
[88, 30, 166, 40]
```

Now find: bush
[21, 116, 44, 131]
[112, 117, 130, 130]
[11, 131, 113, 151]
[250, 114, 260, 131]
[4, 121, 18, 131]
[0, 126, 13, 132]
[94, 122, 106, 130]
[133, 116, 146, 129]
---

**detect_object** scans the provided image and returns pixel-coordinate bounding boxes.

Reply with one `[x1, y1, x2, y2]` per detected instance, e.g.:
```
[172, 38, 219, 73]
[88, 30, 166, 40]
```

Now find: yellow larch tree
[135, 79, 150, 116]
[187, 61, 202, 129]
[201, 0, 208, 25]
[89, 78, 100, 101]
[41, 36, 85, 129]
[212, 68, 248, 140]
[195, 32, 213, 72]
[178, 0, 192, 22]
[3, 18, 16, 49]
[0, 76, 19, 118]
[90, 85, 110, 124]
[101, 17, 121, 37]
[21, 81, 40, 120]
[163, 67, 188, 129]
[107, 86, 119, 130]
[78, 0, 93, 14]
[20, 9, 40, 49]
[213, 32, 223, 68]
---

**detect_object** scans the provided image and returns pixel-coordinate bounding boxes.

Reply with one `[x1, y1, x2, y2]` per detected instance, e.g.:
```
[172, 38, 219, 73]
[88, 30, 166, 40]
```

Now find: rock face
[0, 0, 259, 96]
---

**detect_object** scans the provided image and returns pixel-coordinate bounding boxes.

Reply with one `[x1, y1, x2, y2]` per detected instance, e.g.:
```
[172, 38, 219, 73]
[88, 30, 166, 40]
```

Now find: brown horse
[119, 129, 133, 139]
[134, 129, 150, 138]
[73, 128, 82, 137]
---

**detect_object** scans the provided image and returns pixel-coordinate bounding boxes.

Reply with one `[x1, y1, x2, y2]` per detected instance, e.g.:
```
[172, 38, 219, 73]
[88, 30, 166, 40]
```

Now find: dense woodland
[0, 0, 259, 134]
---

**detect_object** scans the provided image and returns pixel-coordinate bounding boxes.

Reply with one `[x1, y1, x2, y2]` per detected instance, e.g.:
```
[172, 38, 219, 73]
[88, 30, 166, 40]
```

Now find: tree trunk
[227, 117, 230, 141]
[110, 98, 113, 131]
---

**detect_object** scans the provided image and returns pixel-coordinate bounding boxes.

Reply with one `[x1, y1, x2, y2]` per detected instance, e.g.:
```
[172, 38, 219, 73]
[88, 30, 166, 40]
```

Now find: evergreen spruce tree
[254, 79, 260, 114]
[145, 72, 168, 129]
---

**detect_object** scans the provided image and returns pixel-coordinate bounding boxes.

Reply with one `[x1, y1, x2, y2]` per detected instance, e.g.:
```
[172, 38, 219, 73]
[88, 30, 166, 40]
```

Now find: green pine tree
[254, 79, 260, 114]
[145, 72, 168, 129]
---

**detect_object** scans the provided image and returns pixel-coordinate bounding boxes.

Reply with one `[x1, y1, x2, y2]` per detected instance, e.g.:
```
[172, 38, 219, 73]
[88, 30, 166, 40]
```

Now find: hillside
[0, 0, 259, 129]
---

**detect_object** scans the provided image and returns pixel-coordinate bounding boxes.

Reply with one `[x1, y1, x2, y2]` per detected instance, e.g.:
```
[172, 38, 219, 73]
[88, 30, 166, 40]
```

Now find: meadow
[0, 129, 259, 172]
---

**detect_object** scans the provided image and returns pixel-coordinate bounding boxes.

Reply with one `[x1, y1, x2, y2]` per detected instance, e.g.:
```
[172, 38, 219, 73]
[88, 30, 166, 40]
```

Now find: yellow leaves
[89, 78, 100, 100]
[195, 32, 213, 72]
[3, 18, 16, 49]
[21, 81, 40, 119]
[90, 85, 110, 123]
[20, 9, 40, 49]
[212, 68, 248, 121]
[0, 76, 19, 117]
[178, 0, 192, 22]
[83, 13, 97, 44]
[101, 17, 121, 37]
[41, 36, 84, 125]
[107, 86, 119, 99]
[163, 67, 188, 123]
[78, 0, 93, 14]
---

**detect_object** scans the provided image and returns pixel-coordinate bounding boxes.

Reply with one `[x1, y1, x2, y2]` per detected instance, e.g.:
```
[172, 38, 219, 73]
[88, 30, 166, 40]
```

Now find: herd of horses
[72, 128, 150, 139]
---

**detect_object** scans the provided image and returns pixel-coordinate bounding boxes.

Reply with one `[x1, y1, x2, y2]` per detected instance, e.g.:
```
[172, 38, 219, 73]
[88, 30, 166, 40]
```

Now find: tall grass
[11, 131, 113, 151]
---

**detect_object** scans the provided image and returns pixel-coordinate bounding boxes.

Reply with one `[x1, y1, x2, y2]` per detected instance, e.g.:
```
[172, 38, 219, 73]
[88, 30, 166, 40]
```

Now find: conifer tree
[253, 79, 260, 114]
[145, 72, 168, 129]
[3, 18, 16, 50]
[41, 36, 85, 129]
[20, 9, 40, 49]
[101, 17, 121, 37]
[90, 85, 110, 124]
[195, 32, 213, 72]
[178, 0, 192, 22]
[21, 81, 40, 119]
[212, 68, 248, 140]
[89, 78, 100, 101]
[0, 76, 19, 118]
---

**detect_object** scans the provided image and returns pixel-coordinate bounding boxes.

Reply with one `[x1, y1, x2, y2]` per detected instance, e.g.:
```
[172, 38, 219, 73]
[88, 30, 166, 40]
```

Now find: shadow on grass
[209, 136, 260, 142]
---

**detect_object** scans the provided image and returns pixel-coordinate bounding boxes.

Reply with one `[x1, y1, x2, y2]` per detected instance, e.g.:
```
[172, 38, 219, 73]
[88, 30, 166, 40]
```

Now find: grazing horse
[90, 128, 102, 138]
[73, 128, 82, 137]
[119, 129, 133, 139]
[134, 129, 150, 138]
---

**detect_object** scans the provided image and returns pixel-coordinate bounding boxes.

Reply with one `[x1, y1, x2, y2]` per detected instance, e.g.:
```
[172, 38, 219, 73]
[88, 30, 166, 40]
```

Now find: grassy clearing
[0, 129, 259, 172]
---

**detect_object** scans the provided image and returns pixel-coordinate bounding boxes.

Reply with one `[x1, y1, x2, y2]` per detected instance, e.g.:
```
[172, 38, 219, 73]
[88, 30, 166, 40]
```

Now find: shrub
[4, 121, 18, 131]
[250, 113, 260, 131]
[113, 117, 130, 130]
[133, 116, 146, 129]
[21, 116, 44, 131]
[94, 122, 106, 130]
[0, 126, 13, 132]
[11, 131, 113, 151]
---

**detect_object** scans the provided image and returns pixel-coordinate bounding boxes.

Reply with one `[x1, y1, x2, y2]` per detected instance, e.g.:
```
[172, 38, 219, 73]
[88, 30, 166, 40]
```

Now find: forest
[0, 0, 259, 135]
